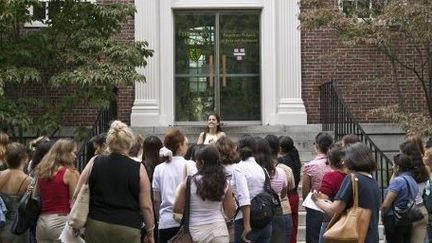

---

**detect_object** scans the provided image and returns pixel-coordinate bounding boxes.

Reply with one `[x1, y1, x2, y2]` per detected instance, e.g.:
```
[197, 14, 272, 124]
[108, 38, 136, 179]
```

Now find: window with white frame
[339, 0, 389, 19]
[26, 0, 96, 27]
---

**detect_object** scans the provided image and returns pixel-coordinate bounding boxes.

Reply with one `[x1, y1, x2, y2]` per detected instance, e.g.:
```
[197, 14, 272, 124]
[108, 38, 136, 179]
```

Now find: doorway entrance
[174, 11, 261, 122]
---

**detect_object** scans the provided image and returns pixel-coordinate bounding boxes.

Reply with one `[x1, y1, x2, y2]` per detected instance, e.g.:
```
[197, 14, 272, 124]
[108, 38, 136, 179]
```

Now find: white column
[131, 0, 164, 126]
[274, 0, 307, 125]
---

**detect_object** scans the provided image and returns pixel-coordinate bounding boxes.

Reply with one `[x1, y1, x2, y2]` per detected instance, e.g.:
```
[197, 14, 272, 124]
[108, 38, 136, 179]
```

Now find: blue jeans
[234, 218, 272, 243]
[271, 214, 292, 243]
[318, 221, 329, 243]
[305, 208, 323, 243]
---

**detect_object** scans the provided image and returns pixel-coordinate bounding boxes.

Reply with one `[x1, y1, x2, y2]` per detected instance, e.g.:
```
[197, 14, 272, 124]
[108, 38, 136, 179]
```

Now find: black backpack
[249, 168, 281, 229]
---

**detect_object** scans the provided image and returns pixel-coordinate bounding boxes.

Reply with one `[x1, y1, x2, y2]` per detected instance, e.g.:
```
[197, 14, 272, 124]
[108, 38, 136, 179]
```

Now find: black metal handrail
[76, 100, 117, 172]
[320, 81, 393, 198]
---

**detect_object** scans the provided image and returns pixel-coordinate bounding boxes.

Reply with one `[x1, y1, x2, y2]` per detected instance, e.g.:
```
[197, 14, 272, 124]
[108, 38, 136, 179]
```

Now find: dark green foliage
[0, 0, 153, 140]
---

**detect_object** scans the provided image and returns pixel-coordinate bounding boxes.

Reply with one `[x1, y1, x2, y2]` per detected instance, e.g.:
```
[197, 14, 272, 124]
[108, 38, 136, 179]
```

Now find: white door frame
[131, 0, 307, 127]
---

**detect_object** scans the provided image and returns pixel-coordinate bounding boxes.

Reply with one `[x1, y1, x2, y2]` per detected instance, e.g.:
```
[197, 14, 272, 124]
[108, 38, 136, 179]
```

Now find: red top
[39, 167, 70, 214]
[319, 171, 347, 199]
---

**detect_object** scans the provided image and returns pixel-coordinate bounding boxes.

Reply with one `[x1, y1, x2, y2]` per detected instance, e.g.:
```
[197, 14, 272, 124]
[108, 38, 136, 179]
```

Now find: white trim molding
[131, 0, 307, 127]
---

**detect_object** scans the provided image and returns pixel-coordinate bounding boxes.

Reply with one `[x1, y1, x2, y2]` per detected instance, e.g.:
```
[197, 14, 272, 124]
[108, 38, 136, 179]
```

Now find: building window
[339, 0, 389, 19]
[26, 0, 96, 27]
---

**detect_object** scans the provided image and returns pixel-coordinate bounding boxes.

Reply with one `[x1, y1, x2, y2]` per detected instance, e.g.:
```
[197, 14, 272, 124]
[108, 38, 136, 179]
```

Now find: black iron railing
[320, 81, 393, 198]
[76, 100, 117, 172]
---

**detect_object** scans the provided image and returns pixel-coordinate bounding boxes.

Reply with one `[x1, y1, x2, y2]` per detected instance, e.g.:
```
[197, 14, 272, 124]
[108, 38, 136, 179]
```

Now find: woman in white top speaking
[197, 113, 226, 145]
[174, 145, 236, 243]
[152, 128, 189, 243]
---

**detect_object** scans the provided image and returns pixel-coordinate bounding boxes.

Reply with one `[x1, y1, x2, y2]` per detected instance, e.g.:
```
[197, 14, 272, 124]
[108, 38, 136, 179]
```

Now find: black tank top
[89, 154, 141, 229]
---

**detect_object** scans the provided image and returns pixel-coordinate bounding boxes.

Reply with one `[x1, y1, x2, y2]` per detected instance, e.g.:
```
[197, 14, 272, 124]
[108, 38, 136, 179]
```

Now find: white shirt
[189, 175, 227, 226]
[185, 160, 198, 177]
[152, 156, 187, 229]
[232, 157, 265, 219]
[224, 164, 235, 183]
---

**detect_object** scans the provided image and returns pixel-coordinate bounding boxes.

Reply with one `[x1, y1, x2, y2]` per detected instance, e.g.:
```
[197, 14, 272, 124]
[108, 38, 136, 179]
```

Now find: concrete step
[131, 125, 325, 149]
[360, 123, 405, 155]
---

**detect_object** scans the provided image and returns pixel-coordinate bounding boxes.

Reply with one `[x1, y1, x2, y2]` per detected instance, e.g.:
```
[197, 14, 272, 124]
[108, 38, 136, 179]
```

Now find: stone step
[131, 125, 325, 150]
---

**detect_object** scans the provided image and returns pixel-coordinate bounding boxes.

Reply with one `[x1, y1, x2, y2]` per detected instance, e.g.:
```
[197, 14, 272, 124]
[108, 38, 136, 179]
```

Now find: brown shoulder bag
[323, 174, 372, 243]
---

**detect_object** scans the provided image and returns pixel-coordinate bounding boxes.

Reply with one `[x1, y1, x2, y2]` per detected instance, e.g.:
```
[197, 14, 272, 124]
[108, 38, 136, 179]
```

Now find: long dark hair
[237, 135, 257, 161]
[195, 146, 226, 201]
[264, 134, 279, 157]
[142, 136, 163, 169]
[400, 141, 429, 183]
[255, 137, 275, 176]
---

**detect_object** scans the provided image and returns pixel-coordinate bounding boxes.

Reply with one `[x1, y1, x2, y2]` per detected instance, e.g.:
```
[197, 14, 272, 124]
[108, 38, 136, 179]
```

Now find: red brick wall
[15, 0, 136, 127]
[301, 4, 428, 123]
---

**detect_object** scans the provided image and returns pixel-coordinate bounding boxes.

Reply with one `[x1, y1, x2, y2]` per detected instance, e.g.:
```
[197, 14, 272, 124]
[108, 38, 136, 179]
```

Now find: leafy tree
[299, 0, 432, 135]
[0, 0, 153, 140]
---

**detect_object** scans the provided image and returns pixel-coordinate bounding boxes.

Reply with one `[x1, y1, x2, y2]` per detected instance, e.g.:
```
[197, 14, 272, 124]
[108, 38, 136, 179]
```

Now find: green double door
[175, 11, 261, 122]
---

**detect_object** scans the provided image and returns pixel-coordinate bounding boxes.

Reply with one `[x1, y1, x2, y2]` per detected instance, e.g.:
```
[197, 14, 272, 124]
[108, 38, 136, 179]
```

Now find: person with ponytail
[278, 135, 301, 243]
[73, 120, 154, 243]
[174, 145, 235, 243]
[302, 132, 333, 243]
[152, 128, 190, 243]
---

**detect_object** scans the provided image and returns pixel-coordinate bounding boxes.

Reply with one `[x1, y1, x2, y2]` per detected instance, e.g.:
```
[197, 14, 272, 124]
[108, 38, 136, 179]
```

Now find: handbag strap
[401, 176, 415, 199]
[16, 176, 29, 194]
[180, 176, 192, 232]
[351, 174, 359, 208]
[262, 167, 272, 192]
[84, 156, 98, 185]
[261, 167, 281, 205]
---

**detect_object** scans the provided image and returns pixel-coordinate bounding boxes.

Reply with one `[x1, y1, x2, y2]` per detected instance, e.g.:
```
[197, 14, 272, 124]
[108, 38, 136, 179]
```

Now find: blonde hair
[0, 132, 9, 161]
[35, 139, 76, 179]
[106, 120, 135, 154]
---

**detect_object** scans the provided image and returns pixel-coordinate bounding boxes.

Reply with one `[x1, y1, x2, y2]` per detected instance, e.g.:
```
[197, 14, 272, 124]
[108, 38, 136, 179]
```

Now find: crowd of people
[0, 112, 431, 243]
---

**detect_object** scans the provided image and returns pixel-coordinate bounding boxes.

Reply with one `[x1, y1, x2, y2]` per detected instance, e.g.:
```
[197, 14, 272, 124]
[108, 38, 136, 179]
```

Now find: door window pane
[174, 11, 261, 122]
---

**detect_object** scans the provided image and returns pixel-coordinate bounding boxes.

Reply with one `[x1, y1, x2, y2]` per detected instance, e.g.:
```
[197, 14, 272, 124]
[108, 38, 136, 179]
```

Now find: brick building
[23, 0, 428, 127]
